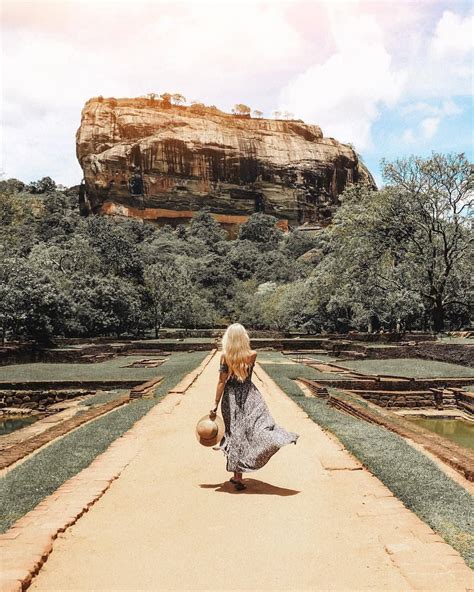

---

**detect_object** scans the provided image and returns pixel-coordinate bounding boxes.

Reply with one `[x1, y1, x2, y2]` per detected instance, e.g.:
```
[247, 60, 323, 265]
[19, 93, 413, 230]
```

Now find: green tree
[0, 259, 69, 344]
[66, 275, 146, 337]
[232, 104, 251, 115]
[187, 209, 226, 247]
[85, 216, 143, 280]
[26, 176, 57, 194]
[238, 213, 283, 250]
[171, 93, 186, 105]
[380, 152, 473, 331]
[144, 262, 190, 337]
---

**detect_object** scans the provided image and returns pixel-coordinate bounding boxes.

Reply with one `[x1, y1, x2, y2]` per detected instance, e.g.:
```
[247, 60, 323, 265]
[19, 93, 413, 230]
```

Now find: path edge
[0, 349, 217, 592]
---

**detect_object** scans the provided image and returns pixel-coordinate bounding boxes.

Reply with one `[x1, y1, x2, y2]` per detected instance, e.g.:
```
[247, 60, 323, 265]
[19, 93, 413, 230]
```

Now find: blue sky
[1, 0, 472, 188]
[366, 95, 473, 185]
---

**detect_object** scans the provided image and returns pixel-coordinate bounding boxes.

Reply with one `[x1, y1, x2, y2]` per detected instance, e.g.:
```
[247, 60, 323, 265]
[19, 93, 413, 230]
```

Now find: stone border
[0, 350, 216, 592]
[300, 377, 474, 482]
[0, 394, 130, 472]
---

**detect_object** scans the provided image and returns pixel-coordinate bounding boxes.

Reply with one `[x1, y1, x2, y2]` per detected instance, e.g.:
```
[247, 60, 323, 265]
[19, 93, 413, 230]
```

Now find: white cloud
[401, 115, 443, 146]
[399, 95, 463, 146]
[1, 1, 472, 185]
[430, 10, 474, 57]
[401, 128, 416, 144]
[1, 1, 303, 184]
[400, 98, 462, 117]
[403, 10, 474, 99]
[278, 7, 406, 150]
[420, 117, 440, 139]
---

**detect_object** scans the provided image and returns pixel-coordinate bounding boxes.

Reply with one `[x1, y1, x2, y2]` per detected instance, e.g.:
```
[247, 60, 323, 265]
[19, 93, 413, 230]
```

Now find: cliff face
[76, 97, 376, 232]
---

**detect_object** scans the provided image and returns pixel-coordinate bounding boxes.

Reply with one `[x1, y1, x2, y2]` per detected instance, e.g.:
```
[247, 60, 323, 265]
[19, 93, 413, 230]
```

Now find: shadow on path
[199, 479, 301, 496]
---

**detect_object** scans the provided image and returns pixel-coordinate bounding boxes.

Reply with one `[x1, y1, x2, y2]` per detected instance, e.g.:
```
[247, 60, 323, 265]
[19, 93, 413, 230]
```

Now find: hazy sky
[1, 0, 473, 187]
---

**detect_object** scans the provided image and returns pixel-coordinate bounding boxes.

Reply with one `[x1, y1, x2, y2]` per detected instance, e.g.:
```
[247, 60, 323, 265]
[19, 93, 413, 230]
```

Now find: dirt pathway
[29, 352, 473, 591]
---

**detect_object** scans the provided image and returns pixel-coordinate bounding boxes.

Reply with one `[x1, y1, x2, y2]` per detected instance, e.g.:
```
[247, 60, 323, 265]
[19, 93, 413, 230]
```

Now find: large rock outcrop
[76, 97, 376, 233]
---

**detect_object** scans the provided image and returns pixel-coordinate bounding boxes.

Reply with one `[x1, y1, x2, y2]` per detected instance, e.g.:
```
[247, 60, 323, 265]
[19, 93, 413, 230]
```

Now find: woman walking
[210, 323, 299, 491]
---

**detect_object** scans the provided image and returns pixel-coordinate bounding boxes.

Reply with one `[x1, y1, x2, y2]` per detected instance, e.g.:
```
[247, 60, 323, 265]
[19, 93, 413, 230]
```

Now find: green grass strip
[336, 358, 474, 378]
[0, 351, 209, 533]
[264, 358, 474, 568]
[0, 355, 168, 382]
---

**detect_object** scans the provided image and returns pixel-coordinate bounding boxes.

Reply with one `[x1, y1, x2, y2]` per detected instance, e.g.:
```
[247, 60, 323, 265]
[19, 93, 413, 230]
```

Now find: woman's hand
[209, 406, 217, 418]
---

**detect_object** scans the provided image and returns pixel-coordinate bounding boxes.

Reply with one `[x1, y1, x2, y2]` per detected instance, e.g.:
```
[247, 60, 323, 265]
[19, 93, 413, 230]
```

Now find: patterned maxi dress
[217, 358, 300, 473]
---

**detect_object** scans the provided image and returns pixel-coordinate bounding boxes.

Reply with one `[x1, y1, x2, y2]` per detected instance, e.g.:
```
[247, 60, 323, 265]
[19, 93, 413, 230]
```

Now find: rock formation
[76, 97, 376, 233]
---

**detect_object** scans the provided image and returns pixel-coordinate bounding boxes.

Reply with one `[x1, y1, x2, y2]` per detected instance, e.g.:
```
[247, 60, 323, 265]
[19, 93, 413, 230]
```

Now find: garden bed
[261, 353, 474, 568]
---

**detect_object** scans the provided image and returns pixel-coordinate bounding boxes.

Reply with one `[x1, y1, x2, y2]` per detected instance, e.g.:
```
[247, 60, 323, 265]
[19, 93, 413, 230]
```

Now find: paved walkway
[26, 352, 473, 590]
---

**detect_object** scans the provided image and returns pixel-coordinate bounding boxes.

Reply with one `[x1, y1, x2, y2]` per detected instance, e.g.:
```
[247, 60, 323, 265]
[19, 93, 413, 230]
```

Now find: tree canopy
[0, 151, 471, 343]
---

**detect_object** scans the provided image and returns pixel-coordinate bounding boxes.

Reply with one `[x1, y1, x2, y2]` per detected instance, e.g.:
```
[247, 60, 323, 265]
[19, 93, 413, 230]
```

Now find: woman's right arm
[210, 356, 229, 416]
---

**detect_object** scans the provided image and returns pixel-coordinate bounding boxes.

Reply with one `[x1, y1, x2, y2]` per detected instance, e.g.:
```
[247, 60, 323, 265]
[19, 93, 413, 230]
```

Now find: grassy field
[0, 355, 168, 382]
[263, 354, 474, 568]
[80, 389, 130, 407]
[258, 352, 348, 380]
[144, 337, 216, 344]
[286, 353, 341, 362]
[362, 343, 399, 349]
[336, 358, 474, 378]
[0, 351, 209, 533]
[436, 337, 474, 344]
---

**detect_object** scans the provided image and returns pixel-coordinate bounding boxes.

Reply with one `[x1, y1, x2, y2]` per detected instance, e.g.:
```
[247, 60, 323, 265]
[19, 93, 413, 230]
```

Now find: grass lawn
[436, 337, 474, 344]
[258, 352, 349, 380]
[0, 351, 209, 533]
[287, 353, 341, 363]
[80, 389, 130, 407]
[336, 358, 474, 378]
[362, 343, 399, 349]
[0, 355, 168, 382]
[263, 353, 474, 568]
[144, 337, 216, 344]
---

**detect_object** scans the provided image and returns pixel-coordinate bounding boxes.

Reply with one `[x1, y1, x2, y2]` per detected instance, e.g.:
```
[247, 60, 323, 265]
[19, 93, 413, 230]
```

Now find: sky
[1, 0, 473, 188]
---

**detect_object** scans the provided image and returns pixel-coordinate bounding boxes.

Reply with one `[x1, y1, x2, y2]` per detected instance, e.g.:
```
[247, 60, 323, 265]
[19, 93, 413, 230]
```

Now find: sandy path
[29, 353, 473, 591]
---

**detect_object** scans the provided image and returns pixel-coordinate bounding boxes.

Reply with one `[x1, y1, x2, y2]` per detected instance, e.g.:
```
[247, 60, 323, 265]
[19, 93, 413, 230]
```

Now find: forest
[0, 152, 472, 344]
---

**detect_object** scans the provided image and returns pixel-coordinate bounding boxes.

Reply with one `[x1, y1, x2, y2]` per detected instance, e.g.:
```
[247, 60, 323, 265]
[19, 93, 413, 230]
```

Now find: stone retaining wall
[0, 389, 94, 411]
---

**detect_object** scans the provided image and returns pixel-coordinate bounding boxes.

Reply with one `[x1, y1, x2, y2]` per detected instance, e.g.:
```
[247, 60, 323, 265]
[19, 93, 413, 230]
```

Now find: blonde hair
[222, 323, 253, 382]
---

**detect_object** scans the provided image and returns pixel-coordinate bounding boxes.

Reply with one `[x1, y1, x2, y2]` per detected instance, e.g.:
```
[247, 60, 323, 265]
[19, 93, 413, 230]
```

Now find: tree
[238, 213, 283, 250]
[307, 153, 474, 333]
[282, 230, 319, 259]
[226, 240, 261, 280]
[66, 274, 146, 338]
[85, 216, 143, 280]
[171, 93, 186, 105]
[252, 110, 263, 119]
[160, 93, 172, 108]
[144, 262, 187, 337]
[254, 251, 299, 282]
[190, 102, 206, 114]
[187, 208, 226, 247]
[232, 104, 251, 116]
[0, 178, 26, 194]
[380, 152, 473, 331]
[26, 176, 56, 194]
[0, 258, 69, 344]
[27, 237, 101, 276]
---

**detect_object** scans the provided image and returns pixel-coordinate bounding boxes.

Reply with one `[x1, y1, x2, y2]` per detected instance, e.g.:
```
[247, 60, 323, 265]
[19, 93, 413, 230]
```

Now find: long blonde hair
[222, 323, 253, 382]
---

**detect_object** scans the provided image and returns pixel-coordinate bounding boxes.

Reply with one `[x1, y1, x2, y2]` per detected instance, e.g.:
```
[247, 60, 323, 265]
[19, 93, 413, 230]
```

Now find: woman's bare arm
[211, 356, 229, 415]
